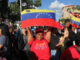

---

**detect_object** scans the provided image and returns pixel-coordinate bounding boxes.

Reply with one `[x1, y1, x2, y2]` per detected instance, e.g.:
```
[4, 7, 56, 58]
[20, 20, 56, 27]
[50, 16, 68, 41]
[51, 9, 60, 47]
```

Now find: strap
[30, 38, 35, 47]
[74, 47, 80, 54]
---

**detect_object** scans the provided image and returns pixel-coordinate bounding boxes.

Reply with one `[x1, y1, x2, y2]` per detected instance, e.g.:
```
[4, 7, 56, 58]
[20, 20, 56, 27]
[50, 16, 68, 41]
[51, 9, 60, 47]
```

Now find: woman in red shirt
[26, 27, 51, 60]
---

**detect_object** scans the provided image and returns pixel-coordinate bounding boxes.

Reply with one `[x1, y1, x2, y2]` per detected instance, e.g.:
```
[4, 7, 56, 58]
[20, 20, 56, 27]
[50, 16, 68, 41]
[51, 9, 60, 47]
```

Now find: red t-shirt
[60, 45, 80, 60]
[29, 38, 50, 60]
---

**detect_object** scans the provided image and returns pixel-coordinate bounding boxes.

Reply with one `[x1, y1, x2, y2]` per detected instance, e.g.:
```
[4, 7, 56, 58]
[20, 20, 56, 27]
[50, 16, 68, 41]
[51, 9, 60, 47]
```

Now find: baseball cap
[35, 28, 44, 34]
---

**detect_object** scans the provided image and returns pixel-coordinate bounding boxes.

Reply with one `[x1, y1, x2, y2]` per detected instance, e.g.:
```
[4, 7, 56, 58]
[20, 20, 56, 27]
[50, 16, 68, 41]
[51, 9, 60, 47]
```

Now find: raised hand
[64, 28, 69, 38]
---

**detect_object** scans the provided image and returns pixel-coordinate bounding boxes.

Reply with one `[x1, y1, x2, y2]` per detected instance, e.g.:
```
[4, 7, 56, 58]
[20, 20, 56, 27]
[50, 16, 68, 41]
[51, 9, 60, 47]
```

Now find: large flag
[70, 14, 80, 28]
[69, 10, 80, 28]
[21, 9, 63, 29]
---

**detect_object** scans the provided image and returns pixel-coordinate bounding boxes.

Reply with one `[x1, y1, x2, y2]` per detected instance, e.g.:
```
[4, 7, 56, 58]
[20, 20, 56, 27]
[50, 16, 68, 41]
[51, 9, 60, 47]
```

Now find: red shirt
[29, 38, 50, 60]
[60, 45, 80, 60]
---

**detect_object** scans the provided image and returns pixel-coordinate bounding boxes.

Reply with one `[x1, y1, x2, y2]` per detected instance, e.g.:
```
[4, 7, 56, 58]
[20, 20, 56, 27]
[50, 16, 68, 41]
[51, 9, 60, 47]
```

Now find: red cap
[35, 29, 44, 34]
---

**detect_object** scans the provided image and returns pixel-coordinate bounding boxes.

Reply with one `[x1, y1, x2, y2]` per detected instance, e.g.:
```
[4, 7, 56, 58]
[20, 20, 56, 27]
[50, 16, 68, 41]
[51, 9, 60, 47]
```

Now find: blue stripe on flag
[71, 19, 80, 25]
[21, 12, 55, 21]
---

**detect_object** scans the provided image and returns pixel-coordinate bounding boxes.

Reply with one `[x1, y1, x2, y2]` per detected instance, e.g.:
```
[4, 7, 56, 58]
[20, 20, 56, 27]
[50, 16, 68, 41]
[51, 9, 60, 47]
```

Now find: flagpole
[20, 0, 22, 20]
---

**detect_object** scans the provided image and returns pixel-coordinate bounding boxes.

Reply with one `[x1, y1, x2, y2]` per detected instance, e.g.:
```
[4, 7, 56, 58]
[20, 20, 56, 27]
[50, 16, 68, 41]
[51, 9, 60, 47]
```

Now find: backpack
[18, 34, 30, 51]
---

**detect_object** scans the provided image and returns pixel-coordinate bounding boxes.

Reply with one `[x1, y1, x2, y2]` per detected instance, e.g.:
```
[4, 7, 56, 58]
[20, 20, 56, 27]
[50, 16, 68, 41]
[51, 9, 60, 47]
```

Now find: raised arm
[26, 27, 33, 43]
[56, 28, 69, 46]
[45, 28, 52, 42]
[0, 36, 5, 50]
[0, 44, 3, 49]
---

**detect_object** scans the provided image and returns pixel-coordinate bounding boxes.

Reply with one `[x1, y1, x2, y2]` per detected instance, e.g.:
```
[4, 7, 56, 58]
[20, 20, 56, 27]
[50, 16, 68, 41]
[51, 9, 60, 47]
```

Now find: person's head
[52, 28, 58, 33]
[68, 24, 72, 29]
[35, 29, 44, 40]
[66, 27, 76, 40]
[64, 19, 71, 28]
[63, 27, 75, 39]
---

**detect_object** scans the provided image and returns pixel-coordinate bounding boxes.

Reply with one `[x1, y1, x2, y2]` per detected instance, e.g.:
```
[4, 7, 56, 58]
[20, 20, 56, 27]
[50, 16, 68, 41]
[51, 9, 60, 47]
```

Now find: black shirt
[49, 34, 59, 50]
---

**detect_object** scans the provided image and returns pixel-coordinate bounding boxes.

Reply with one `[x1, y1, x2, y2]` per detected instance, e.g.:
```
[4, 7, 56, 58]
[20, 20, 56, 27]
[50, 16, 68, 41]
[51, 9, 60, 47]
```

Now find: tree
[18, 0, 41, 9]
[9, 2, 20, 14]
[34, 0, 41, 7]
[76, 5, 80, 10]
[0, 0, 8, 20]
[8, 2, 20, 22]
[67, 8, 71, 12]
[59, 18, 71, 24]
[72, 7, 77, 11]
[8, 0, 42, 22]
[59, 18, 65, 24]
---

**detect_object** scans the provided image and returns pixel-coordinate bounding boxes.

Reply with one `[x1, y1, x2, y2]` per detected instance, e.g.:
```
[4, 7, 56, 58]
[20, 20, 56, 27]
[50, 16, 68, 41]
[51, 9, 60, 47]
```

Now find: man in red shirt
[26, 27, 51, 60]
[60, 33, 80, 60]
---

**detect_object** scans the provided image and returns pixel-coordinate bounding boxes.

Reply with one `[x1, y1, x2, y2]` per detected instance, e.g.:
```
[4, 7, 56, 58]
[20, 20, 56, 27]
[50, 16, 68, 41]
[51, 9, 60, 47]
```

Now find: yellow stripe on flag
[21, 9, 55, 15]
[74, 10, 80, 13]
[70, 14, 80, 22]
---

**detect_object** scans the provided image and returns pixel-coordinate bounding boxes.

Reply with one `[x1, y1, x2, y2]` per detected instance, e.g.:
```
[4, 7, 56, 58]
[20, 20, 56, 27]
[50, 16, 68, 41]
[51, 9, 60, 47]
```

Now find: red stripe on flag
[71, 23, 78, 28]
[22, 18, 63, 29]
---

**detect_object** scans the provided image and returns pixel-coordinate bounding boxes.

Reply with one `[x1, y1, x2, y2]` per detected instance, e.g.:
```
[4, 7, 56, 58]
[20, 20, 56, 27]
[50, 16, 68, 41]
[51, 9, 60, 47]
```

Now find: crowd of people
[0, 19, 80, 60]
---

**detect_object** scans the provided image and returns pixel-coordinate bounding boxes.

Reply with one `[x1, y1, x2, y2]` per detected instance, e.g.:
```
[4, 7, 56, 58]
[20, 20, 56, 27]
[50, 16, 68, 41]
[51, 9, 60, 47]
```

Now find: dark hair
[68, 28, 76, 41]
[68, 24, 72, 29]
[75, 34, 80, 46]
[51, 28, 58, 33]
[64, 19, 71, 24]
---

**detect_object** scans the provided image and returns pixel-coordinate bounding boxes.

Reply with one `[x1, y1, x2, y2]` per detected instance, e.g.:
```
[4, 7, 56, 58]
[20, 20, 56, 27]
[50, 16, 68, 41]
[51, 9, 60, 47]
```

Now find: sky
[9, 0, 80, 21]
[9, 0, 16, 2]
[38, 0, 80, 21]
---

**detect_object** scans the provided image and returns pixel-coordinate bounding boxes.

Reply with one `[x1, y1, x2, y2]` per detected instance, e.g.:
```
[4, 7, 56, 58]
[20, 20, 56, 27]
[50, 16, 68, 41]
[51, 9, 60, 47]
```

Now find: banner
[21, 9, 63, 29]
[70, 14, 80, 28]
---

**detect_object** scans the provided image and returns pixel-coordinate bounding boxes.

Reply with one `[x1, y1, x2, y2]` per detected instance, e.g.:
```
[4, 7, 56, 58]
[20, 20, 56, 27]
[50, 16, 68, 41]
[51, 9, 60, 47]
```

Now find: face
[65, 22, 71, 28]
[36, 33, 43, 40]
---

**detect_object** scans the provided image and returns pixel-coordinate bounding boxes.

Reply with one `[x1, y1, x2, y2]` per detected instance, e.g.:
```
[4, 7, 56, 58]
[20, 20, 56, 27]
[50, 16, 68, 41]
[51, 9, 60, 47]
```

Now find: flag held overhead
[21, 9, 63, 29]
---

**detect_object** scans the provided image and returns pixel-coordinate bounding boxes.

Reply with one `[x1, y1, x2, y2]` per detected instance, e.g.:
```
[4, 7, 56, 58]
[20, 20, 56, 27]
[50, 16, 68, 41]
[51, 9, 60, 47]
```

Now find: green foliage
[67, 8, 71, 11]
[72, 7, 76, 10]
[35, 0, 41, 7]
[76, 5, 80, 10]
[18, 0, 41, 9]
[0, 0, 8, 18]
[59, 18, 71, 24]
[8, 0, 42, 22]
[10, 2, 20, 13]
[8, 2, 20, 22]
[72, 5, 80, 10]
[59, 18, 65, 24]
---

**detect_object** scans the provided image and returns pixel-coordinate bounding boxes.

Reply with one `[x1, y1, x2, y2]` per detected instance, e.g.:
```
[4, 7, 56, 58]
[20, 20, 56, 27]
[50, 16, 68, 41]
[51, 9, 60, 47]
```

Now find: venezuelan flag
[70, 14, 80, 28]
[74, 10, 80, 13]
[21, 9, 63, 29]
